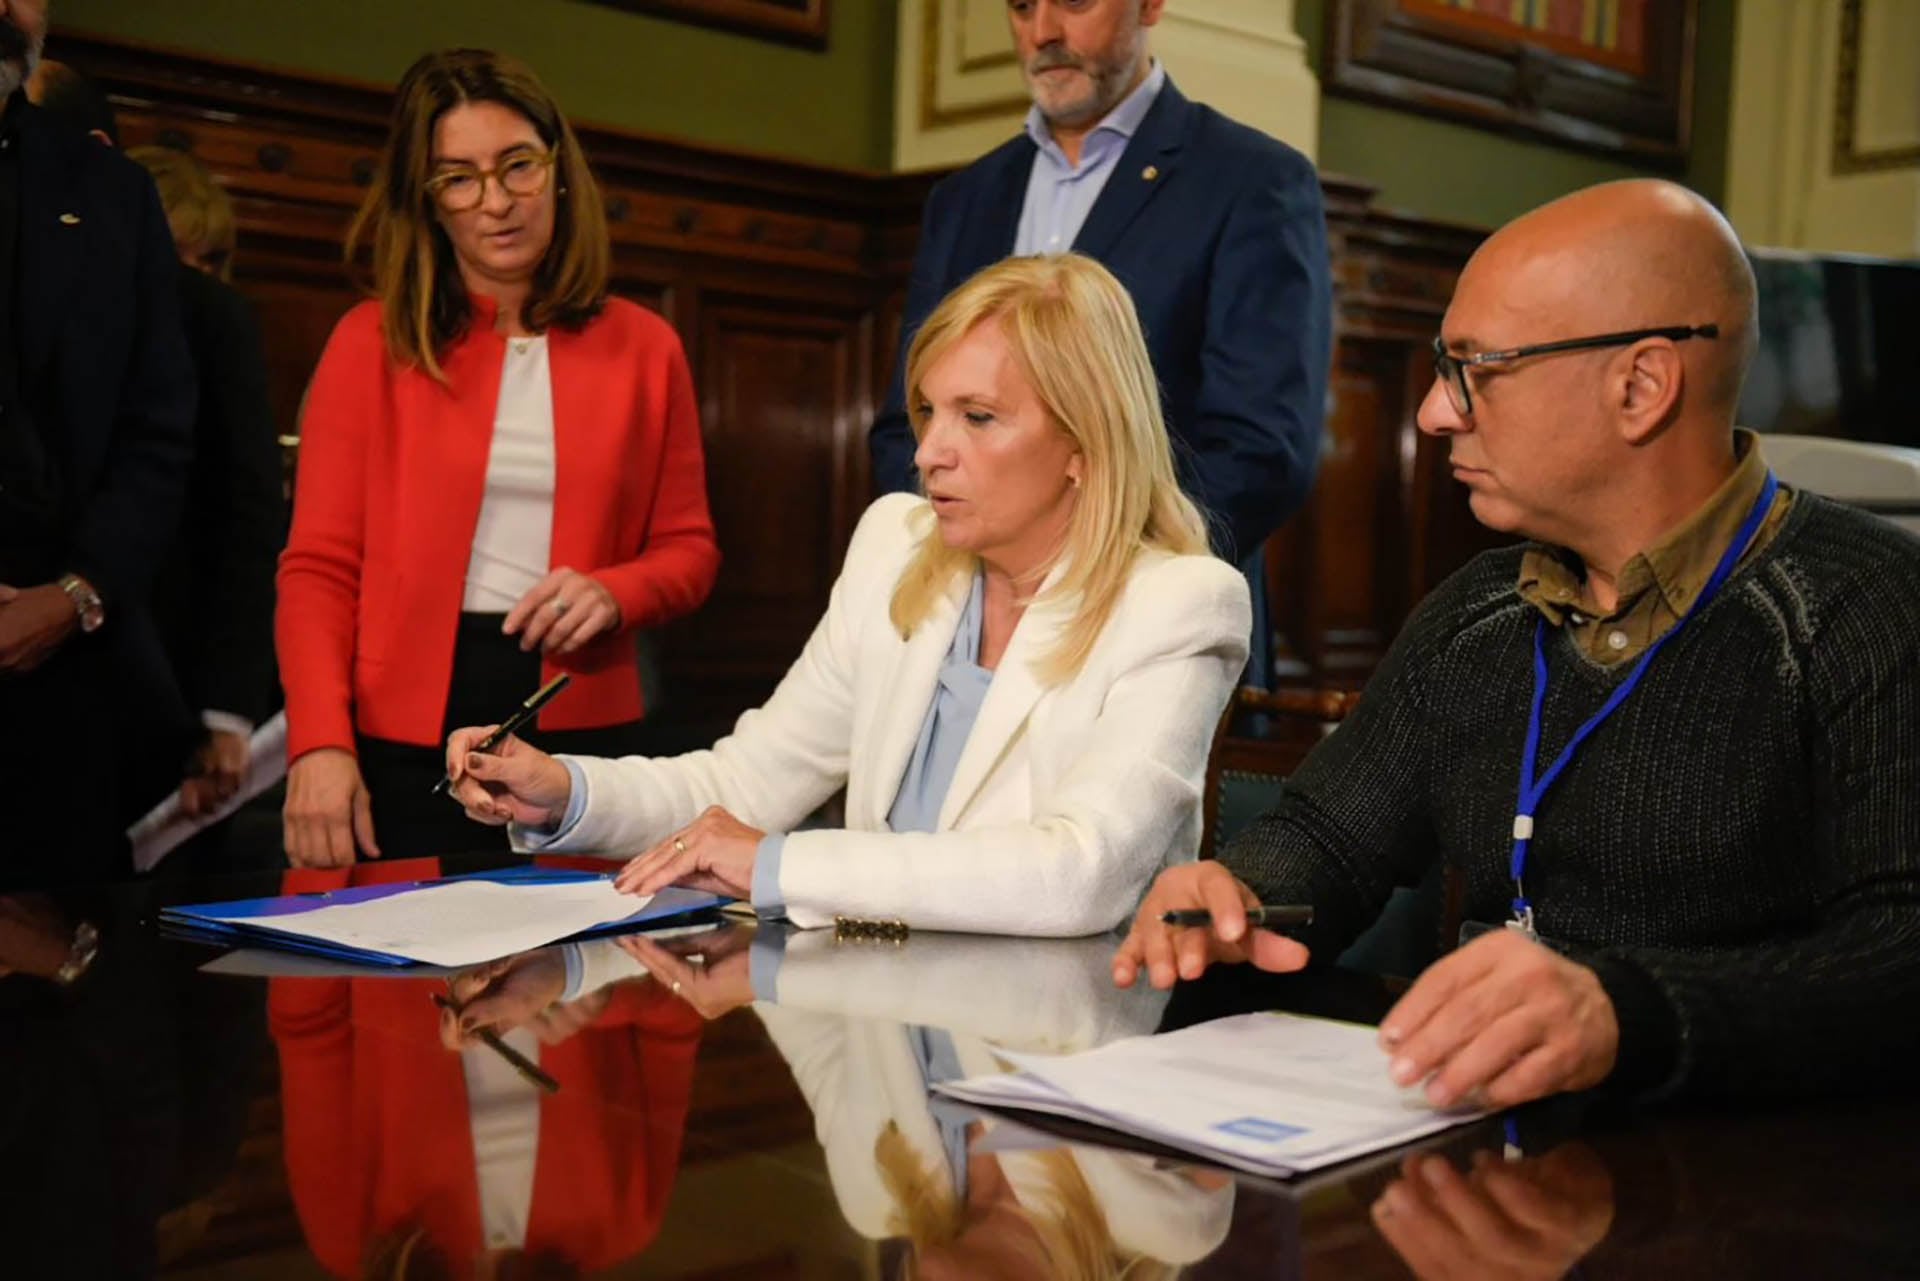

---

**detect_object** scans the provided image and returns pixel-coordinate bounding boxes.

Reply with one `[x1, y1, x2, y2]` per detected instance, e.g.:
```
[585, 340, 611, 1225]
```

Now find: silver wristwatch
[57, 573, 105, 633]
[54, 921, 100, 987]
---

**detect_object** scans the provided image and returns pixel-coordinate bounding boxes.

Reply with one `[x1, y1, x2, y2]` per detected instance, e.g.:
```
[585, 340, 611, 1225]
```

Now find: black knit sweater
[1225, 493, 1920, 1101]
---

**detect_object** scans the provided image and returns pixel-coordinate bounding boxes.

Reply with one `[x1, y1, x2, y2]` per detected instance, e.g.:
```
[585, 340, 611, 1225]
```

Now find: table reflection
[748, 932, 1234, 1279]
[271, 936, 701, 1279]
[5, 878, 1919, 1280]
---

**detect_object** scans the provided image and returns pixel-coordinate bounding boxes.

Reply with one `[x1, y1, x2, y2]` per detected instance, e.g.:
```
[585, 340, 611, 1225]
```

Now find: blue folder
[159, 864, 730, 968]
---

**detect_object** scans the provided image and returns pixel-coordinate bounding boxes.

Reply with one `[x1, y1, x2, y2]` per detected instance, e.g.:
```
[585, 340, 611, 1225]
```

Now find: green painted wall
[52, 0, 898, 171]
[1296, 0, 1736, 228]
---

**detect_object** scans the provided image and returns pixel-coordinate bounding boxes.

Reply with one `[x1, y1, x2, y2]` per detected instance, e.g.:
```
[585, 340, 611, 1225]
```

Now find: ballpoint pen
[431, 673, 572, 795]
[1160, 904, 1314, 929]
[431, 992, 560, 1093]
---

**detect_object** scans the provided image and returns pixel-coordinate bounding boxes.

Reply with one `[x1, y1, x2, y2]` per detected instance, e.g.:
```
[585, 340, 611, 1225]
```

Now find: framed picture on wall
[1324, 0, 1696, 164]
[584, 0, 830, 49]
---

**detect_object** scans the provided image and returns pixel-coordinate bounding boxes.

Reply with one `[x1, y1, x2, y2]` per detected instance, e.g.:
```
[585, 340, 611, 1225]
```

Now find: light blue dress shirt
[1013, 61, 1166, 257]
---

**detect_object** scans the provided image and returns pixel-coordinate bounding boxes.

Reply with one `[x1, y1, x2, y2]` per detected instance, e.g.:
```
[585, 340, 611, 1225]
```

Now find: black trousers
[355, 614, 662, 861]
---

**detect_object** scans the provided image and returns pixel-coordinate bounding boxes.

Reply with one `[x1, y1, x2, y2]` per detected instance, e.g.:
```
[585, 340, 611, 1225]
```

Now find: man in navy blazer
[869, 0, 1332, 685]
[1, 1, 195, 882]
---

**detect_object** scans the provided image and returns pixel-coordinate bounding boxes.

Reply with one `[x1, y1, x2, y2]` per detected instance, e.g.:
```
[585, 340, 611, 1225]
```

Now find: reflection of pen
[1160, 904, 1314, 929]
[431, 674, 571, 795]
[431, 992, 560, 1093]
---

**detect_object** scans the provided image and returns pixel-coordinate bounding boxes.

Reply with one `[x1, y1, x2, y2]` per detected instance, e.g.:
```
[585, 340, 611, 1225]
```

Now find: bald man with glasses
[1115, 179, 1920, 1110]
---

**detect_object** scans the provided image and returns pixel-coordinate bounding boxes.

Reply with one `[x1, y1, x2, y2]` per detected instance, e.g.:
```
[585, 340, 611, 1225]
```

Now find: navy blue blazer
[868, 79, 1332, 569]
[12, 101, 195, 726]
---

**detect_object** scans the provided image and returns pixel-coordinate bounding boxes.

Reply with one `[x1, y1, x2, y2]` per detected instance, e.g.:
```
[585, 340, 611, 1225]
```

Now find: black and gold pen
[431, 992, 560, 1093]
[431, 673, 571, 796]
[1160, 904, 1315, 929]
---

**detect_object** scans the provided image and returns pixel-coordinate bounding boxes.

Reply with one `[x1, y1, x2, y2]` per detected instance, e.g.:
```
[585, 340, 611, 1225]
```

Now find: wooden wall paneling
[1280, 180, 1495, 685]
[671, 291, 875, 720]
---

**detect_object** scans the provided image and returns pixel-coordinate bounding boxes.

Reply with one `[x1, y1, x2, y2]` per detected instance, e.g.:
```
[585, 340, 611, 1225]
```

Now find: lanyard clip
[1507, 898, 1537, 940]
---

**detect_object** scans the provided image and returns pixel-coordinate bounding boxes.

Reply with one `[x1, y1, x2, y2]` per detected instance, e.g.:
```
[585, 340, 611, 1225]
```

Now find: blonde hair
[889, 254, 1210, 684]
[875, 1124, 1176, 1281]
[346, 48, 610, 381]
[126, 144, 236, 280]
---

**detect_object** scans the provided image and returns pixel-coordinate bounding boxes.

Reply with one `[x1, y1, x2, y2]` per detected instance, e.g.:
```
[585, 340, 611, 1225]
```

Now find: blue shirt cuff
[544, 757, 591, 842]
[751, 833, 788, 919]
[749, 927, 789, 1003]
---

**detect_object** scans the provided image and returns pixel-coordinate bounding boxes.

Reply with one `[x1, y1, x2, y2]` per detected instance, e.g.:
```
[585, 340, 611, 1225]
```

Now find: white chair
[1760, 434, 1920, 536]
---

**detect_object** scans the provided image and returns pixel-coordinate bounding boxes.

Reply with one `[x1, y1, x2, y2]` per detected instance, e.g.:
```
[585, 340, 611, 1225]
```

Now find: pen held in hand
[431, 992, 560, 1093]
[431, 673, 572, 796]
[1161, 904, 1314, 929]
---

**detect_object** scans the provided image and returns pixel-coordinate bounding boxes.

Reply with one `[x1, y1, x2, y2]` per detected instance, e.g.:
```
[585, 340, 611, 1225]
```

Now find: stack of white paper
[207, 879, 657, 968]
[933, 1011, 1482, 1177]
[129, 711, 289, 871]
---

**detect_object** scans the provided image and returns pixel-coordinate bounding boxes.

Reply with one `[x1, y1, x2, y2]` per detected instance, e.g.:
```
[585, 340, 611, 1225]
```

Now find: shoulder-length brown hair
[347, 48, 610, 380]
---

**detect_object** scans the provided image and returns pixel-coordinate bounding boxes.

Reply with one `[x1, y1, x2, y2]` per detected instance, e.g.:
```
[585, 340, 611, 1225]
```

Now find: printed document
[934, 1012, 1482, 1177]
[202, 877, 656, 967]
[129, 711, 289, 871]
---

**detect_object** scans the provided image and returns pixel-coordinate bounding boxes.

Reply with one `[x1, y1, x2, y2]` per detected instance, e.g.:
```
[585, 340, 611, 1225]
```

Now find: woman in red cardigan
[278, 49, 720, 866]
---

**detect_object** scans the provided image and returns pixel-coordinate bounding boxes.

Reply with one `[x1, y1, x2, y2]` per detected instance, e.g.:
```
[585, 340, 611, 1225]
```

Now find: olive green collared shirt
[1517, 430, 1794, 666]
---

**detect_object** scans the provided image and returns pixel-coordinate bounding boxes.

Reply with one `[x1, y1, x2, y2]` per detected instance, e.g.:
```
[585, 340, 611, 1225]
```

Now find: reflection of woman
[446, 255, 1249, 935]
[746, 935, 1234, 1279]
[269, 863, 705, 1281]
[278, 49, 720, 867]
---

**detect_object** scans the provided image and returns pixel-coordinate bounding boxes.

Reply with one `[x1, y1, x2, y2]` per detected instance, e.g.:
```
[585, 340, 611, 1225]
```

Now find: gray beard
[1033, 32, 1147, 130]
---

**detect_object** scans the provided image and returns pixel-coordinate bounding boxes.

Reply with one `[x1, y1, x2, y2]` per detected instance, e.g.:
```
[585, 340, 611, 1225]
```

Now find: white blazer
[755, 934, 1233, 1263]
[521, 493, 1250, 935]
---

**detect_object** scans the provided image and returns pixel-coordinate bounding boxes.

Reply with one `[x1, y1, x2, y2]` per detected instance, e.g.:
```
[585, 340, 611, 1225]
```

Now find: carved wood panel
[668, 296, 874, 717]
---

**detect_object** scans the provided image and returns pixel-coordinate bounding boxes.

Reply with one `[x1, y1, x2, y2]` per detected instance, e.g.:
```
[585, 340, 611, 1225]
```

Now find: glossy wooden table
[3, 854, 1915, 1281]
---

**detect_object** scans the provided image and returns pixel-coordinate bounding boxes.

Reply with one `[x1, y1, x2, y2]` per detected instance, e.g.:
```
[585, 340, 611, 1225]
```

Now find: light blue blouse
[750, 570, 991, 916]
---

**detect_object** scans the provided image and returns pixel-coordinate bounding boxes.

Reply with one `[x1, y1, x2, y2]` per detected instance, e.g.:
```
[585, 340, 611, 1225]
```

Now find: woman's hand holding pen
[443, 726, 574, 827]
[1111, 862, 1311, 990]
[437, 947, 612, 1049]
[503, 567, 622, 656]
[284, 748, 381, 867]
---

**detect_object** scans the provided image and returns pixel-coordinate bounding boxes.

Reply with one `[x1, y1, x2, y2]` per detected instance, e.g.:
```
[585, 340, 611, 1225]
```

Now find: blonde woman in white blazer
[442, 254, 1251, 936]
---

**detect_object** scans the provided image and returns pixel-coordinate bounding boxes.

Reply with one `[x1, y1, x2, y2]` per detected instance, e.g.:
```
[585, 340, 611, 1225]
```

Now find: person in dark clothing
[23, 55, 115, 145]
[1114, 179, 1920, 1109]
[0, 0, 196, 887]
[125, 145, 285, 829]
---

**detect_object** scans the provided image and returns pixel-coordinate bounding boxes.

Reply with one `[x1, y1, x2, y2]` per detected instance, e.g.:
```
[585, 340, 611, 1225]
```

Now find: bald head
[1463, 179, 1757, 417]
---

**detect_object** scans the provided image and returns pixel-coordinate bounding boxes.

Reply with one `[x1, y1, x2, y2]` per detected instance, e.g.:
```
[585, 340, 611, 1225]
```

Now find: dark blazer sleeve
[66, 169, 196, 610]
[1185, 150, 1332, 563]
[176, 268, 286, 723]
[867, 180, 955, 498]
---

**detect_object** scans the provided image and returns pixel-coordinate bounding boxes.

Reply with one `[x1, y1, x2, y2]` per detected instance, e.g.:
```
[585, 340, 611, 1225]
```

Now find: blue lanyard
[1508, 470, 1779, 935]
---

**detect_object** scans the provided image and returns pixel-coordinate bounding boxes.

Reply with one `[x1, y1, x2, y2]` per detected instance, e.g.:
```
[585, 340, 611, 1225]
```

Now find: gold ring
[673, 838, 686, 853]
[550, 597, 571, 615]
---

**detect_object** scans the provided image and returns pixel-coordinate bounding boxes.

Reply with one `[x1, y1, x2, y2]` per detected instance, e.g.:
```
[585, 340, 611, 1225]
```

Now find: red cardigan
[277, 296, 720, 761]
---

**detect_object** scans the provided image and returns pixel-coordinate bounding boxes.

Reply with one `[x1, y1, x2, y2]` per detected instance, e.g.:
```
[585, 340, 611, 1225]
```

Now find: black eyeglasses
[1431, 324, 1719, 416]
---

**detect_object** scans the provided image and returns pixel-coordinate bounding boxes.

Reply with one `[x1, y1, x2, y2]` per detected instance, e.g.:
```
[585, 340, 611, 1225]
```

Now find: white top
[462, 1026, 543, 1250]
[463, 336, 556, 612]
